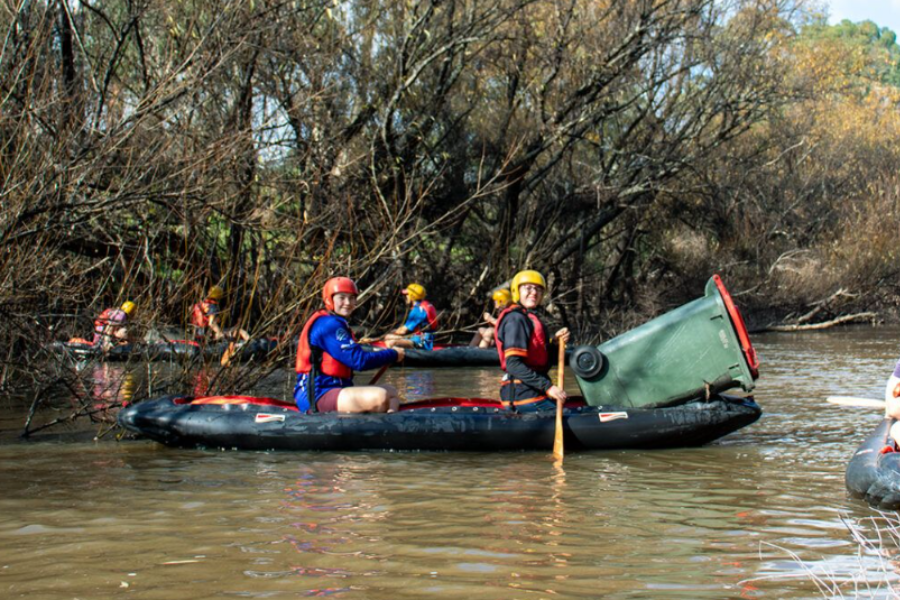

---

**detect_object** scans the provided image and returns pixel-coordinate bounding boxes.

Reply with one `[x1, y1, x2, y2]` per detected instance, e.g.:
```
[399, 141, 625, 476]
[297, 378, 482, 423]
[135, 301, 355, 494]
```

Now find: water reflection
[192, 367, 211, 397]
[70, 362, 135, 423]
[388, 366, 510, 400]
[393, 369, 436, 399]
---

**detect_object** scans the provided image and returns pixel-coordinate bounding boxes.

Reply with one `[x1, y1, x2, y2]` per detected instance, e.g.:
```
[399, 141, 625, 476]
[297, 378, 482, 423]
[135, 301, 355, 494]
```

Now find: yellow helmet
[121, 301, 136, 315]
[402, 283, 426, 302]
[511, 270, 546, 303]
[208, 285, 225, 300]
[491, 288, 512, 307]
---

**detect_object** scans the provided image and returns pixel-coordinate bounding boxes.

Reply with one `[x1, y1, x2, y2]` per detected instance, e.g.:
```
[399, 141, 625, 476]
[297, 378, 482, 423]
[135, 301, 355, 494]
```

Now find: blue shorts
[409, 333, 434, 350]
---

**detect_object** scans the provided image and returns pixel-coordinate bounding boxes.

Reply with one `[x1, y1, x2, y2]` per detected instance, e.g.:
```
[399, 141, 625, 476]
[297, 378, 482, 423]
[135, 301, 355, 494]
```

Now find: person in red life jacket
[470, 288, 512, 348]
[495, 270, 570, 412]
[295, 277, 406, 413]
[379, 283, 439, 350]
[191, 286, 249, 343]
[191, 286, 225, 340]
[92, 301, 135, 351]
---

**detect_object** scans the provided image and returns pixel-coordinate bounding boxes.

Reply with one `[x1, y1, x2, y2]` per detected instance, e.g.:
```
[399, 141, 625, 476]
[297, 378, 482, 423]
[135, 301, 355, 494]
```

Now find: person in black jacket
[494, 270, 570, 412]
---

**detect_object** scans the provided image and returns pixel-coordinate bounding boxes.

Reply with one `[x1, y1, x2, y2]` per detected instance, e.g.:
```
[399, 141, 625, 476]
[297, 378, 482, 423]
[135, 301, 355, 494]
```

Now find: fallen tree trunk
[756, 312, 878, 333]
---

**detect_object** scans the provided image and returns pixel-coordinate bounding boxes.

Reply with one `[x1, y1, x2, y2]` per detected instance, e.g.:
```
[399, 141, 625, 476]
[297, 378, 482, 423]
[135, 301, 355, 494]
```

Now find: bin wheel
[570, 345, 605, 379]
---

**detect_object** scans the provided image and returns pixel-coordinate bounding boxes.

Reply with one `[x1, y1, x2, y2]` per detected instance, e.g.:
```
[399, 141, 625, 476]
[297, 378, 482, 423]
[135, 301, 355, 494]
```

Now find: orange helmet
[323, 277, 359, 311]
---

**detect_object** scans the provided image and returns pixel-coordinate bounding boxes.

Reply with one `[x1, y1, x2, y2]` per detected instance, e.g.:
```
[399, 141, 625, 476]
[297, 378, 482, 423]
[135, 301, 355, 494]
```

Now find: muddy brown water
[3, 328, 900, 599]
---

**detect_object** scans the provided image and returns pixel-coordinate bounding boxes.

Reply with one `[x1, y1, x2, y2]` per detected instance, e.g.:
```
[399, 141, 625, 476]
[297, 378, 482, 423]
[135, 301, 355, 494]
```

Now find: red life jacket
[494, 304, 549, 372]
[295, 309, 353, 379]
[191, 299, 217, 328]
[416, 300, 439, 333]
[94, 308, 125, 334]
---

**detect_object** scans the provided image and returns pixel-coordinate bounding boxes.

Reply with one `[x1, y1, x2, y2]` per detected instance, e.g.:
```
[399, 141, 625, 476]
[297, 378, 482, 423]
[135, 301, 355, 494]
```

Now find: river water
[3, 328, 900, 599]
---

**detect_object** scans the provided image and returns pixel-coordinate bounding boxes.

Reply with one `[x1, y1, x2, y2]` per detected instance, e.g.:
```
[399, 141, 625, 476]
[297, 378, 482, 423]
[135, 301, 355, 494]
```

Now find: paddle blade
[553, 400, 564, 461]
[826, 396, 885, 409]
[220, 342, 237, 366]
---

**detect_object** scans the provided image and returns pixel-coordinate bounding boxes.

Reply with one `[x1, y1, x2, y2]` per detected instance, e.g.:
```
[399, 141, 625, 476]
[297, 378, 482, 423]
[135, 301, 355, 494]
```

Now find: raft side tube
[845, 418, 900, 509]
[118, 394, 761, 453]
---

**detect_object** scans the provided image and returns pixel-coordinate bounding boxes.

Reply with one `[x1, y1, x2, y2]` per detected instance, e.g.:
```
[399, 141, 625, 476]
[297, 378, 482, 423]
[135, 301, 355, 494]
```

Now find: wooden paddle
[553, 339, 566, 461]
[220, 341, 237, 366]
[826, 396, 885, 409]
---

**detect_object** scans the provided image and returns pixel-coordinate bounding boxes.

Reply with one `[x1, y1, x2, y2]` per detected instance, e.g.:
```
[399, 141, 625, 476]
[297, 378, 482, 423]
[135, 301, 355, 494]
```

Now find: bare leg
[226, 328, 250, 342]
[383, 336, 415, 349]
[476, 327, 494, 349]
[336, 384, 402, 413]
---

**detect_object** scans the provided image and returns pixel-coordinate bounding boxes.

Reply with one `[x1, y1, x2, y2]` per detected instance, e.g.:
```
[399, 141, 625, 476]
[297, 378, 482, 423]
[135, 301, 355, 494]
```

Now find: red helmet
[322, 277, 359, 311]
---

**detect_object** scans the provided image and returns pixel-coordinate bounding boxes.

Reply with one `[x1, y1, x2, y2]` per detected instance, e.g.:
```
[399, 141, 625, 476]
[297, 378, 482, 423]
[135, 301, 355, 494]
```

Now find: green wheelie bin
[571, 275, 759, 408]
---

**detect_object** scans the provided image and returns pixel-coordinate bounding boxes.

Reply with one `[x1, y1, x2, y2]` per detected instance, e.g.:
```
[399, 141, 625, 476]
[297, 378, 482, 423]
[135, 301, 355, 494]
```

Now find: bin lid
[710, 274, 759, 379]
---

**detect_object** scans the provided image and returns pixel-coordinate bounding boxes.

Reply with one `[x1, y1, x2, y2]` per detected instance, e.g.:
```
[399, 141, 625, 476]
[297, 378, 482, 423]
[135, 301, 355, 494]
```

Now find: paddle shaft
[826, 396, 885, 409]
[553, 340, 566, 461]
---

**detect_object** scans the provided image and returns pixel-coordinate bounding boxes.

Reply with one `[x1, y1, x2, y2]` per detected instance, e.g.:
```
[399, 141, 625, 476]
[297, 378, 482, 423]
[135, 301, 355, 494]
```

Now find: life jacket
[415, 300, 439, 333]
[494, 304, 549, 372]
[295, 310, 353, 379]
[94, 308, 125, 335]
[190, 299, 217, 329]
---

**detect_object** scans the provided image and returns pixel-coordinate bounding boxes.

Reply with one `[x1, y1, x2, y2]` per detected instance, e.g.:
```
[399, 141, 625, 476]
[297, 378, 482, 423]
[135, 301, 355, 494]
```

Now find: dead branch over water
[756, 313, 878, 333]
[2, 1, 900, 412]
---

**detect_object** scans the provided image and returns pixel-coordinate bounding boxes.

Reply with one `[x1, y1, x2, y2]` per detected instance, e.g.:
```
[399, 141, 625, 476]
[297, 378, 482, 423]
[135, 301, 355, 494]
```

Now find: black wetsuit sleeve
[505, 356, 553, 392]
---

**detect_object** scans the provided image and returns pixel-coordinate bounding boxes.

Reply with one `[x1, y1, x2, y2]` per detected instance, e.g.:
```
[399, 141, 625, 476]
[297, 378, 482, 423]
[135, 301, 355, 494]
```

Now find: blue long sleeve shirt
[403, 302, 431, 332]
[294, 313, 398, 411]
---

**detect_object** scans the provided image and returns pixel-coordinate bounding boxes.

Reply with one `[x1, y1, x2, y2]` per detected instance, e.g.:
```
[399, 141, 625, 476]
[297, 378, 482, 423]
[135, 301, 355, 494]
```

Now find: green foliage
[800, 18, 900, 87]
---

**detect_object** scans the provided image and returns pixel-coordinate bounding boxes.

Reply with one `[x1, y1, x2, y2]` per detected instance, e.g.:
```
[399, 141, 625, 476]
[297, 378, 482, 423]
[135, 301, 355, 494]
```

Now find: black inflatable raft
[846, 418, 900, 509]
[118, 394, 761, 452]
[50, 338, 278, 362]
[401, 346, 499, 367]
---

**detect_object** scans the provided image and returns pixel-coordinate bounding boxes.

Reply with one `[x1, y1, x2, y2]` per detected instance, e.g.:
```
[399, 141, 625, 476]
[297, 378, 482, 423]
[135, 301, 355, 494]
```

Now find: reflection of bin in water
[571, 275, 759, 409]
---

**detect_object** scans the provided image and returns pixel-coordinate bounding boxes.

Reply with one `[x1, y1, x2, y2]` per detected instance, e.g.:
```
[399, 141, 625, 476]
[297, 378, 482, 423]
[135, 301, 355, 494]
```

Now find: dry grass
[744, 512, 900, 599]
